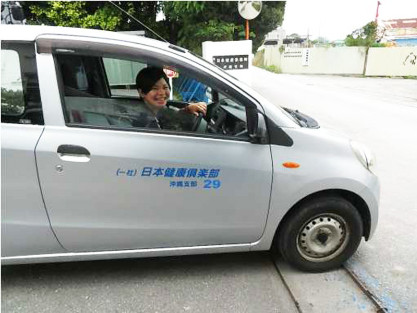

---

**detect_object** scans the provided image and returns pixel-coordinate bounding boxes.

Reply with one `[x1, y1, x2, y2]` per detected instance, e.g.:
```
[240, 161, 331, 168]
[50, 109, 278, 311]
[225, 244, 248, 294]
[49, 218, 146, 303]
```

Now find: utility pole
[375, 1, 381, 23]
[238, 1, 262, 40]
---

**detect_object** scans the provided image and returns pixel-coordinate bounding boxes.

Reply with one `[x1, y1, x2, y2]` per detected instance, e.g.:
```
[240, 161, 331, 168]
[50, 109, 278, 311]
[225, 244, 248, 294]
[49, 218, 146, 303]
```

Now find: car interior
[56, 53, 249, 138]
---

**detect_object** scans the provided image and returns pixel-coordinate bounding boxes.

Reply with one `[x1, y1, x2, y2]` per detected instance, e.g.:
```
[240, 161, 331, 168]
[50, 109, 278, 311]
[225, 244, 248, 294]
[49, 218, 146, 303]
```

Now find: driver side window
[56, 52, 249, 139]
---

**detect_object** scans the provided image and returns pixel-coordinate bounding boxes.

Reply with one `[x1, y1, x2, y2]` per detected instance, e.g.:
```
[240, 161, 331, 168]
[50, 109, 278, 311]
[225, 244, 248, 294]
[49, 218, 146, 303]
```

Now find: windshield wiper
[283, 107, 319, 129]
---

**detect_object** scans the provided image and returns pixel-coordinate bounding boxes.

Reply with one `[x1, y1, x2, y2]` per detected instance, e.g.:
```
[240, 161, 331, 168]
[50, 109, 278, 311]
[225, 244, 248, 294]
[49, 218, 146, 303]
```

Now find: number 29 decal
[204, 180, 221, 189]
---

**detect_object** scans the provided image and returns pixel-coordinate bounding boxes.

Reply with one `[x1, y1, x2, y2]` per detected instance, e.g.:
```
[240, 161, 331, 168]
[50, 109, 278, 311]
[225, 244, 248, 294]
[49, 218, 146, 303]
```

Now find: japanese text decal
[116, 166, 222, 189]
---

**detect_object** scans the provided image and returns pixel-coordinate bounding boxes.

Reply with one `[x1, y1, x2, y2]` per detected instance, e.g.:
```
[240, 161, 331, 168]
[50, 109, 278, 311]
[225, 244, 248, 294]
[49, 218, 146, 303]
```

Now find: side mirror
[247, 107, 268, 144]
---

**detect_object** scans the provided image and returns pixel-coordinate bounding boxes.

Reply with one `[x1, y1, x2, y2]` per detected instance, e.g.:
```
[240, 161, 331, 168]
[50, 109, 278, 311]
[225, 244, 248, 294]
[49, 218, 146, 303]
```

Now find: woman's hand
[185, 102, 207, 116]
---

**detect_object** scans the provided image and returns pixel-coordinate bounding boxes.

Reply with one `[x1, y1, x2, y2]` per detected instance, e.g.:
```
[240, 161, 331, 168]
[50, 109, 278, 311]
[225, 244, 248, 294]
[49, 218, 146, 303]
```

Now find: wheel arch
[273, 189, 371, 246]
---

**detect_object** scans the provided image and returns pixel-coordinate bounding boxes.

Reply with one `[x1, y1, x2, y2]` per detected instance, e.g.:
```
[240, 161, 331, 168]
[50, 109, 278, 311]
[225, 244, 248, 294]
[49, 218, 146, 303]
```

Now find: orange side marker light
[283, 162, 300, 169]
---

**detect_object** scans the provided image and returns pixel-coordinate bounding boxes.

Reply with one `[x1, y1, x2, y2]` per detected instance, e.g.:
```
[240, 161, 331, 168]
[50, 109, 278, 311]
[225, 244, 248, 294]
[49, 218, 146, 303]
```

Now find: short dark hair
[136, 66, 170, 95]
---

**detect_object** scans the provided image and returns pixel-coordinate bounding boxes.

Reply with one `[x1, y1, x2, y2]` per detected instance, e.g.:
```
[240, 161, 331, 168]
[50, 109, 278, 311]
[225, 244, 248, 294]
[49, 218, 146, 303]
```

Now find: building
[257, 26, 286, 51]
[381, 18, 417, 46]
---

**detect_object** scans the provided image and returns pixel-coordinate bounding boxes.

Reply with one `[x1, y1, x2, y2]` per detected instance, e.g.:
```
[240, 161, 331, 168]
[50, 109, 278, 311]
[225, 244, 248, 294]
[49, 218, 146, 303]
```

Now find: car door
[1, 41, 64, 257]
[34, 36, 273, 252]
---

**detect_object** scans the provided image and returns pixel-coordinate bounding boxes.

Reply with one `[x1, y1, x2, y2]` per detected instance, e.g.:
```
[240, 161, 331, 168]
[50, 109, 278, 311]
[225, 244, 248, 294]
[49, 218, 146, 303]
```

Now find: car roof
[0, 25, 171, 50]
[1, 25, 292, 122]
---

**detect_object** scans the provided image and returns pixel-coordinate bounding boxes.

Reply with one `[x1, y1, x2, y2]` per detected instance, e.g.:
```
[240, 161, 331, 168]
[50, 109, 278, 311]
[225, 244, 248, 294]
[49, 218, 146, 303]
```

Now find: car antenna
[109, 1, 168, 43]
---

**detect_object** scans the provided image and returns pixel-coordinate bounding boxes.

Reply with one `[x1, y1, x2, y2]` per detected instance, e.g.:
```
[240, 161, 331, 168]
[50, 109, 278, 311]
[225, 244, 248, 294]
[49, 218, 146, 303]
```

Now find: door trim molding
[2, 243, 252, 265]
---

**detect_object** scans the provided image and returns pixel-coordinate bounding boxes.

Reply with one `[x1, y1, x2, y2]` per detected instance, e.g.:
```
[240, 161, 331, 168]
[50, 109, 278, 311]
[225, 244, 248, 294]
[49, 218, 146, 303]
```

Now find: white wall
[277, 47, 366, 75]
[366, 47, 417, 76]
[202, 40, 253, 85]
[264, 45, 281, 68]
[263, 45, 417, 77]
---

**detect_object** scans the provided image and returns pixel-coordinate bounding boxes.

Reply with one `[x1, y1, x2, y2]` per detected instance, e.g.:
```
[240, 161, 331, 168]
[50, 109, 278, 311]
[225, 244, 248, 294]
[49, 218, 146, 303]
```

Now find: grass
[252, 50, 282, 74]
[258, 64, 282, 74]
[252, 50, 264, 67]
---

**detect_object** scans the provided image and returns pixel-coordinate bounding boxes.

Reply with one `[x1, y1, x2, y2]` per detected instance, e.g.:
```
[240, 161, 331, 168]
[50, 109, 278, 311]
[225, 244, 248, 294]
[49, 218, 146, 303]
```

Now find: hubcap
[297, 214, 350, 262]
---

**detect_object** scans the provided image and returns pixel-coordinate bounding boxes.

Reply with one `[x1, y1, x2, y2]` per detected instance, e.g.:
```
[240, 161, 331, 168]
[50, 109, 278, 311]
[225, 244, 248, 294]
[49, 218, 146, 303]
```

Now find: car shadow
[2, 252, 275, 286]
[2, 252, 300, 313]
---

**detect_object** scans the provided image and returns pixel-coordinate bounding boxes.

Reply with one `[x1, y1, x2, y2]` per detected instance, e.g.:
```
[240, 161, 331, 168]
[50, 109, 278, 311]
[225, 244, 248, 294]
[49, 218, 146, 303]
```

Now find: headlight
[350, 141, 376, 173]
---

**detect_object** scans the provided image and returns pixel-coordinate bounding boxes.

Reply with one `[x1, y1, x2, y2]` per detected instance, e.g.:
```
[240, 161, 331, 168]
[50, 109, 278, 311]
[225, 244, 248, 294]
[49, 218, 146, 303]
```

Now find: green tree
[162, 1, 285, 54]
[24, 1, 122, 30]
[22, 2, 164, 33]
[22, 1, 285, 54]
[1, 88, 25, 115]
[162, 2, 238, 54]
[345, 21, 378, 47]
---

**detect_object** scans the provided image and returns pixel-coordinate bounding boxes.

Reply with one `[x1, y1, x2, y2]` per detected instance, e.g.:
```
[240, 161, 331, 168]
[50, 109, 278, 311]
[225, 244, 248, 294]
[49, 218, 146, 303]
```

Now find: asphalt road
[250, 68, 417, 313]
[2, 253, 298, 313]
[2, 251, 379, 313]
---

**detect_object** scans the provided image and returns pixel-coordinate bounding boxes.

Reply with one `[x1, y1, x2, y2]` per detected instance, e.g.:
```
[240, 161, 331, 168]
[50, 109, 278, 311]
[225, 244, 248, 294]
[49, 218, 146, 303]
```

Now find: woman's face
[140, 78, 170, 111]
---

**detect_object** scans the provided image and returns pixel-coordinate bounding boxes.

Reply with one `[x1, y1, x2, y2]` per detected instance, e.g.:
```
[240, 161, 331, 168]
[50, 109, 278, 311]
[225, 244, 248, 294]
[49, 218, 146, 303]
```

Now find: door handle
[57, 145, 90, 162]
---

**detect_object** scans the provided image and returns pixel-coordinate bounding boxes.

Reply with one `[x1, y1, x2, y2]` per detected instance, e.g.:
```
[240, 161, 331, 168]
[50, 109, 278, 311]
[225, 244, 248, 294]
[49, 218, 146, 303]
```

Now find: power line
[109, 1, 168, 43]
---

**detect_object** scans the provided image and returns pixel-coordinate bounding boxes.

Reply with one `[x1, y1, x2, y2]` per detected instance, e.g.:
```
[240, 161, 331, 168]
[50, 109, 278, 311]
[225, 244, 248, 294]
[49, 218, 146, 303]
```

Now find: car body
[1, 25, 379, 272]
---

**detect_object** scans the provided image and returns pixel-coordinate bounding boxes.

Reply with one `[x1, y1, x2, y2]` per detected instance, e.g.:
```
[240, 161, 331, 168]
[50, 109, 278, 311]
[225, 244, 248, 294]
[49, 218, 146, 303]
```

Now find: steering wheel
[206, 101, 221, 120]
[191, 113, 204, 132]
[207, 101, 228, 134]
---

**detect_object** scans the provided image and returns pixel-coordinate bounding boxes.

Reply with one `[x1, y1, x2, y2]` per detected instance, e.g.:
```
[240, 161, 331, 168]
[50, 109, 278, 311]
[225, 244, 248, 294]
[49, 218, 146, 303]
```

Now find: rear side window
[56, 54, 108, 98]
[1, 42, 43, 125]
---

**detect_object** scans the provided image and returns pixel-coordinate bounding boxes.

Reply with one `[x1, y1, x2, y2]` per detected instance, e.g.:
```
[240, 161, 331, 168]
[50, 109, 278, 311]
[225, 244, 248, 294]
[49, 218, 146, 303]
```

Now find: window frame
[39, 36, 264, 143]
[1, 41, 44, 125]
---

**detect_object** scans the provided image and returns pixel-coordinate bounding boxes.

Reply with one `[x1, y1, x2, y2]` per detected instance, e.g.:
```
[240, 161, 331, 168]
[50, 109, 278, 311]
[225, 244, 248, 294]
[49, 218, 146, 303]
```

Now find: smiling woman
[135, 66, 207, 129]
[136, 67, 171, 112]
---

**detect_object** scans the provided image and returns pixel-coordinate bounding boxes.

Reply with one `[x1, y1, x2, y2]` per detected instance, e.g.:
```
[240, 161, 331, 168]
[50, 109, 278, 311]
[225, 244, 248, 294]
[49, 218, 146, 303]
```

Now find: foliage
[258, 64, 281, 74]
[345, 21, 378, 47]
[252, 50, 264, 67]
[161, 1, 285, 53]
[25, 2, 122, 30]
[22, 1, 285, 55]
[1, 88, 25, 115]
[370, 42, 389, 47]
[164, 1, 206, 19]
[311, 37, 330, 46]
[179, 20, 237, 55]
[22, 2, 164, 33]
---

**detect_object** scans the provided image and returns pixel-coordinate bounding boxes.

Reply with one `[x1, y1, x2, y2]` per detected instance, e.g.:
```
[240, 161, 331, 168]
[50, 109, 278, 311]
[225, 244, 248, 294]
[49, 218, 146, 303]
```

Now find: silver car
[1, 25, 379, 272]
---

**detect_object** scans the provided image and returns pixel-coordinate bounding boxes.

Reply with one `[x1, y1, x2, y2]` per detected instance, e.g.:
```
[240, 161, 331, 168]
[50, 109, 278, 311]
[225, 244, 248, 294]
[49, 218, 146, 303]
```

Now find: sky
[282, 0, 417, 40]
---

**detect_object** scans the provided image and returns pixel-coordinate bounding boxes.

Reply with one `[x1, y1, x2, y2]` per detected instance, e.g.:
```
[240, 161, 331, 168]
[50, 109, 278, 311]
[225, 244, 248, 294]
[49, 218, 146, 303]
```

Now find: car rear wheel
[277, 196, 363, 272]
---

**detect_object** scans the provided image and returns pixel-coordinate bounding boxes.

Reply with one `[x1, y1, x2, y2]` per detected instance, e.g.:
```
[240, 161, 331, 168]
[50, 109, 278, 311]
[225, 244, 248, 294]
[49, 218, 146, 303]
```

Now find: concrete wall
[263, 45, 417, 76]
[264, 45, 281, 67]
[202, 40, 253, 85]
[265, 47, 366, 75]
[366, 47, 417, 76]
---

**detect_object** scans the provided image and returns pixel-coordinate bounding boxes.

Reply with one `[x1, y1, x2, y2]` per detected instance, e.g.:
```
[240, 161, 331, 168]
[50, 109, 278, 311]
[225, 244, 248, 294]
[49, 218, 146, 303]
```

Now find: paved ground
[2, 253, 298, 313]
[3, 251, 379, 313]
[250, 68, 417, 312]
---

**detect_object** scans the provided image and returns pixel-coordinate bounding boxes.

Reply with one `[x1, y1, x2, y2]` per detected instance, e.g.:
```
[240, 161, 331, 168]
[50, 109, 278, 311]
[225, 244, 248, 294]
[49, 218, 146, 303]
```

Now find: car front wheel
[277, 196, 363, 272]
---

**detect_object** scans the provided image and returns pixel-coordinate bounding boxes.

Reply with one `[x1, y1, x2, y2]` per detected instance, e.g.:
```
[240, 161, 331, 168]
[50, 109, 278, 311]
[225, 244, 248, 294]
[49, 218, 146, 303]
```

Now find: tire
[277, 196, 363, 272]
